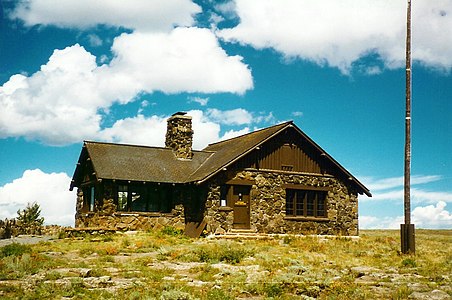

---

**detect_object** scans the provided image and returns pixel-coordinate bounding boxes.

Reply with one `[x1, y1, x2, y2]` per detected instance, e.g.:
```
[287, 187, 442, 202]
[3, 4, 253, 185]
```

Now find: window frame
[285, 185, 329, 219]
[115, 183, 174, 213]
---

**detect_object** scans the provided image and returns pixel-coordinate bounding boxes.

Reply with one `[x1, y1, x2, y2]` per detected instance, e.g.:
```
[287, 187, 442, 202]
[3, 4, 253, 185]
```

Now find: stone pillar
[165, 112, 193, 160]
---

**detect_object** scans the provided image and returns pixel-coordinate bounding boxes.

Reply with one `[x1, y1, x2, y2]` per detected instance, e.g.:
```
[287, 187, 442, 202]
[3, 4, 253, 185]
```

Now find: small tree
[16, 202, 44, 235]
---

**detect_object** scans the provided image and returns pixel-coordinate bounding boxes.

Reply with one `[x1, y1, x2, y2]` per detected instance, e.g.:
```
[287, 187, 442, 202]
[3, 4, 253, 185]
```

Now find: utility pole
[401, 0, 415, 254]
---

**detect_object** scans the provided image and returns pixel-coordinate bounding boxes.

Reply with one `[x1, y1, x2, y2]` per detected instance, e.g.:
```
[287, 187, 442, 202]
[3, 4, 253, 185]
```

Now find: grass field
[0, 229, 450, 299]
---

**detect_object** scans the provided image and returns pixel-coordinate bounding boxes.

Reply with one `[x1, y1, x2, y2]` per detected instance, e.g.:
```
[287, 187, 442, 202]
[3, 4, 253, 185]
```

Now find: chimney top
[165, 112, 193, 160]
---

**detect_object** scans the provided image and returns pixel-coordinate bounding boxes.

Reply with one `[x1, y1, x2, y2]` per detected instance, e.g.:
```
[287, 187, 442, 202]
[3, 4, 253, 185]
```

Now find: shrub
[160, 226, 184, 237]
[0, 243, 32, 258]
[264, 283, 284, 297]
[195, 242, 254, 264]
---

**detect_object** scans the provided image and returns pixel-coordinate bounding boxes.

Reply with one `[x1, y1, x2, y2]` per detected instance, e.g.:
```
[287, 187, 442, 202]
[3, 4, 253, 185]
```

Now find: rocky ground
[0, 230, 451, 299]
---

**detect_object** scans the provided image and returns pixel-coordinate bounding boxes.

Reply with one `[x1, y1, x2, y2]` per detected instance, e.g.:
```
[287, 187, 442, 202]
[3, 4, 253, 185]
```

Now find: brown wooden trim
[284, 216, 329, 222]
[226, 179, 255, 185]
[244, 168, 334, 177]
[283, 184, 331, 191]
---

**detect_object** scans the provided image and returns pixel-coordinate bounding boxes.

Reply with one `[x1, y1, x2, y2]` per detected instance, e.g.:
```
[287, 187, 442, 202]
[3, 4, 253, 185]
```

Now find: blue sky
[0, 0, 451, 228]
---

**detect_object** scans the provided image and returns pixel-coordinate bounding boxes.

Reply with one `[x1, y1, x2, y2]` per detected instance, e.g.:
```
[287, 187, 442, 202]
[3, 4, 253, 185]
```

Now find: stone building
[70, 112, 371, 236]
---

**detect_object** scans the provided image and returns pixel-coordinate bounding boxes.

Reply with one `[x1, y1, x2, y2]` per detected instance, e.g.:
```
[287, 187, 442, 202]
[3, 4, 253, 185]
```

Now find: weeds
[0, 242, 32, 257]
[0, 230, 450, 299]
[193, 241, 254, 264]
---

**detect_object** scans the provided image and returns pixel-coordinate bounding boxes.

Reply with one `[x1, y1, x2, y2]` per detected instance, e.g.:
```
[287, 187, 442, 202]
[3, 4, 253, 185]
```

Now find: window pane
[89, 186, 95, 211]
[160, 188, 172, 213]
[118, 191, 128, 211]
[306, 191, 315, 216]
[148, 188, 160, 212]
[131, 189, 147, 212]
[317, 192, 326, 217]
[295, 190, 305, 216]
[286, 189, 294, 215]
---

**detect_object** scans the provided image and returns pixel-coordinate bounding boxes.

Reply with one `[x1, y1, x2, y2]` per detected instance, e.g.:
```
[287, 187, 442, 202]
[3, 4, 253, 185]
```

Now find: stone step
[228, 228, 257, 234]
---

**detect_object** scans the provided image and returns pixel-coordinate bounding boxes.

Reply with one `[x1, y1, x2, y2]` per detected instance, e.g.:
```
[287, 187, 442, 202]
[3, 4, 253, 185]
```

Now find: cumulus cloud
[220, 127, 251, 141]
[0, 28, 253, 145]
[0, 45, 103, 145]
[412, 201, 452, 229]
[97, 108, 269, 150]
[9, 0, 201, 32]
[0, 169, 76, 226]
[218, 0, 452, 73]
[105, 28, 253, 95]
[360, 201, 452, 229]
[359, 215, 404, 230]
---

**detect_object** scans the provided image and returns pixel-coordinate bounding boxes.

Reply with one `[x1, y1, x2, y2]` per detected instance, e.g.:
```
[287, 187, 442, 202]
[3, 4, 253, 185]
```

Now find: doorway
[231, 185, 251, 229]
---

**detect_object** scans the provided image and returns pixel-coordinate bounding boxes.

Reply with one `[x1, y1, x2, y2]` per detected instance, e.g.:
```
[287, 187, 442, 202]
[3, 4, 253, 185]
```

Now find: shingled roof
[70, 121, 371, 196]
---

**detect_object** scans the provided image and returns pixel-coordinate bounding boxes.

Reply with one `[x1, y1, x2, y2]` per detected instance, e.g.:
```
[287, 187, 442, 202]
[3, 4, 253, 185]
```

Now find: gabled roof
[70, 121, 371, 197]
[187, 122, 291, 182]
[70, 141, 213, 189]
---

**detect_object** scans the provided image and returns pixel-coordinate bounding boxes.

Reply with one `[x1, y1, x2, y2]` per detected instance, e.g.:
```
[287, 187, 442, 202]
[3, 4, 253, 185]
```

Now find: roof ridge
[204, 120, 293, 148]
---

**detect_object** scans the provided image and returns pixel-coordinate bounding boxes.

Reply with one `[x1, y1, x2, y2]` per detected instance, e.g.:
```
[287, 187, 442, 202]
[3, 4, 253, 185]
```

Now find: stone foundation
[204, 170, 359, 236]
[75, 194, 186, 231]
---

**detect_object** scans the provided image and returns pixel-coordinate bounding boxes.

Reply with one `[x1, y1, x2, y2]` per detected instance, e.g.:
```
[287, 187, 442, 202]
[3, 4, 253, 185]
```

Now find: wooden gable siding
[232, 128, 323, 174]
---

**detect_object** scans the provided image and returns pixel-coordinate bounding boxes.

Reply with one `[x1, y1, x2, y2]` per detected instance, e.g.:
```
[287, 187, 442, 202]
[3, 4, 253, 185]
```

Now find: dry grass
[0, 229, 450, 299]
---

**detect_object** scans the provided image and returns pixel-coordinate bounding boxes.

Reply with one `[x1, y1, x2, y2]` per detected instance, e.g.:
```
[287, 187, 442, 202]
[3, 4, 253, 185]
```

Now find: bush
[195, 242, 254, 264]
[0, 243, 32, 258]
[160, 226, 184, 237]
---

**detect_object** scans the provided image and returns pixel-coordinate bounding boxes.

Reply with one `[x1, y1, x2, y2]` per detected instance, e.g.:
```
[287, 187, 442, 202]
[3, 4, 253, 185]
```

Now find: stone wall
[165, 113, 193, 160]
[204, 170, 359, 236]
[75, 194, 186, 231]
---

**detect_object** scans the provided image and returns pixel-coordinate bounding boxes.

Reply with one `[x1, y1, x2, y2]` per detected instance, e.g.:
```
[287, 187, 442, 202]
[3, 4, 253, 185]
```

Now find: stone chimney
[165, 112, 193, 160]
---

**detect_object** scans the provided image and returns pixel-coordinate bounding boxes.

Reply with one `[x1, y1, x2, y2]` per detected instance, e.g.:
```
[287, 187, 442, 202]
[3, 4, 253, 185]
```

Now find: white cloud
[205, 108, 253, 125]
[0, 45, 104, 145]
[87, 34, 103, 47]
[0, 28, 253, 145]
[188, 96, 209, 106]
[220, 127, 250, 141]
[412, 201, 452, 229]
[0, 169, 76, 226]
[105, 28, 253, 95]
[360, 175, 452, 204]
[10, 0, 201, 32]
[218, 0, 452, 74]
[359, 215, 404, 230]
[363, 175, 442, 191]
[97, 109, 260, 150]
[98, 114, 168, 147]
[360, 201, 452, 229]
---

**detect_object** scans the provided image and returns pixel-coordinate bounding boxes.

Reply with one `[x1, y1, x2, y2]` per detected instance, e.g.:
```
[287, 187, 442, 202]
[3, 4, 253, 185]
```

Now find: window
[82, 186, 96, 212]
[116, 184, 173, 213]
[286, 189, 327, 218]
[89, 186, 95, 211]
[117, 185, 128, 211]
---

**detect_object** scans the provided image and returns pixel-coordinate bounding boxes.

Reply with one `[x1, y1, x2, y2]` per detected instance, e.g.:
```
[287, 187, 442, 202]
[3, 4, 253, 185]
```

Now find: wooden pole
[401, 0, 415, 254]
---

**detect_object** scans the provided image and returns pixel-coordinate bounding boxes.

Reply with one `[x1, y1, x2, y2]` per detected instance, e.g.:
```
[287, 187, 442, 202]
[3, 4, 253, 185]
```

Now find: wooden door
[232, 185, 251, 229]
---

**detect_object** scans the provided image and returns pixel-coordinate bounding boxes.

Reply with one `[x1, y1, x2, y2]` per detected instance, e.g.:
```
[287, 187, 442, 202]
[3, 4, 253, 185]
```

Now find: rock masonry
[204, 170, 359, 236]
